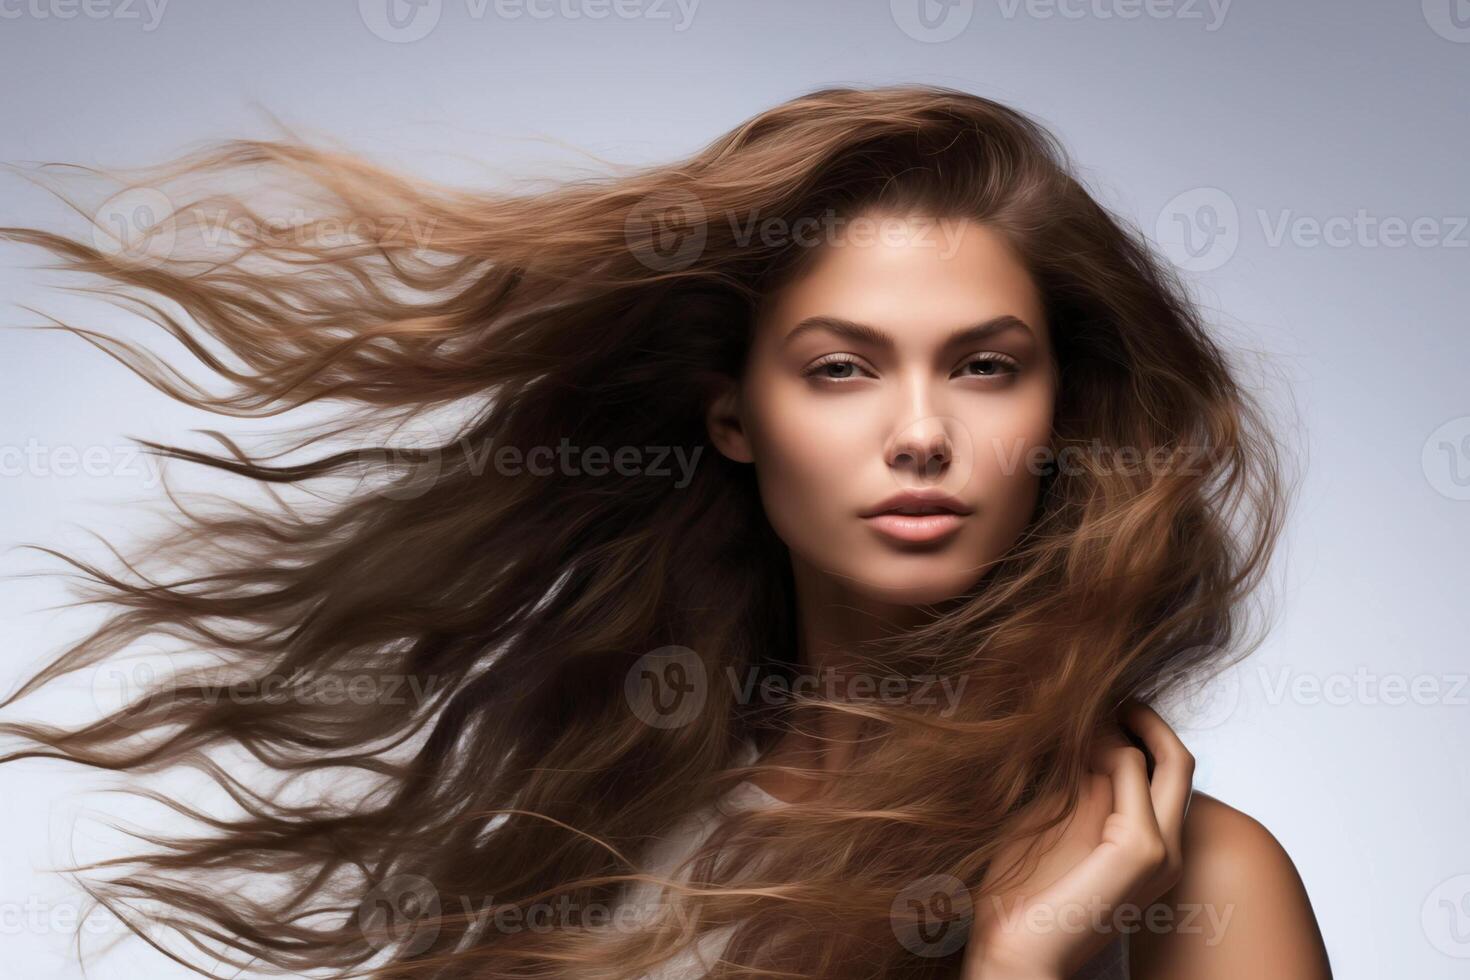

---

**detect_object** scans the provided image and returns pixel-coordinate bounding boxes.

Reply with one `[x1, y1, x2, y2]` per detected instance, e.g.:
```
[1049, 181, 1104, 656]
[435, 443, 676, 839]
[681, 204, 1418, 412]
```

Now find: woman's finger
[1092, 740, 1161, 844]
[1024, 746, 1168, 973]
[1119, 701, 1195, 853]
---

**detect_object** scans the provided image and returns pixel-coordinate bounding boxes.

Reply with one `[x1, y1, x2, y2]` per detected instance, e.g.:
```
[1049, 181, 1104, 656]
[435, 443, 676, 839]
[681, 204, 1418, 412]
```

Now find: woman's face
[707, 212, 1056, 607]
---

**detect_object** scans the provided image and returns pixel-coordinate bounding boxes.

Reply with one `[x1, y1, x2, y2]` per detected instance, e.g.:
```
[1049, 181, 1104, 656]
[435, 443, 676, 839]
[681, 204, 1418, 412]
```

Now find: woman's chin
[842, 569, 982, 608]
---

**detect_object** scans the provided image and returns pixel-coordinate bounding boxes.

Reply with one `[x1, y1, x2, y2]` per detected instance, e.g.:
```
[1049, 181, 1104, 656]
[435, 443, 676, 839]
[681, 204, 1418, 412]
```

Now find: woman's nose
[886, 414, 954, 481]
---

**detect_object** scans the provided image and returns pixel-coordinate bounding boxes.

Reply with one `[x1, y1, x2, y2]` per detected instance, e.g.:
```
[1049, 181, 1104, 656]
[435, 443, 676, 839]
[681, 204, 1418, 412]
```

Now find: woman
[0, 85, 1331, 978]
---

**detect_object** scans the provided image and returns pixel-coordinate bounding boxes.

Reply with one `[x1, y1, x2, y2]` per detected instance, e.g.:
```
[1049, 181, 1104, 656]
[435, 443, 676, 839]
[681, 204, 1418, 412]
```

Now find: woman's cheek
[756, 430, 862, 540]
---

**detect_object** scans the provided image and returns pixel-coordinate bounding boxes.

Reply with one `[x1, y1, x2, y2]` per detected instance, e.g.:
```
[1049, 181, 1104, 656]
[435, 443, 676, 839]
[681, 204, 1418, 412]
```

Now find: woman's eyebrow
[781, 314, 1034, 349]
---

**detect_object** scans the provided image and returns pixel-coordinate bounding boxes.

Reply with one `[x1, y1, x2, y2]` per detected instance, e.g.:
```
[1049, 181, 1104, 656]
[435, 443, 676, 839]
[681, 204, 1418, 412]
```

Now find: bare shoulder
[1128, 791, 1334, 979]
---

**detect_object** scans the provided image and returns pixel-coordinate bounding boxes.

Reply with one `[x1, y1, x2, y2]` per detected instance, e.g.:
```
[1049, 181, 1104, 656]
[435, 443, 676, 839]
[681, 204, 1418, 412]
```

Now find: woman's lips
[861, 511, 966, 544]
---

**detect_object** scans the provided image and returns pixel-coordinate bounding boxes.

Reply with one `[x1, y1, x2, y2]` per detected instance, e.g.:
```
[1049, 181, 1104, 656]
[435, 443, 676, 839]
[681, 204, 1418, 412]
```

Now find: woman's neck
[747, 556, 939, 805]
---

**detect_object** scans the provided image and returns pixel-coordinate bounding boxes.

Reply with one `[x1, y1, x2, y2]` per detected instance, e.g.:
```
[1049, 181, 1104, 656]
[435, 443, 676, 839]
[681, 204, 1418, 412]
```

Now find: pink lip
[862, 512, 966, 544]
[859, 489, 974, 519]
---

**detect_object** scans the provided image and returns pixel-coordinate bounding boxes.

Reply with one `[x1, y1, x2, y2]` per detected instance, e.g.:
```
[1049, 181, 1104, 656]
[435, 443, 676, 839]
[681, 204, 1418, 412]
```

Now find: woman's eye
[957, 354, 1019, 379]
[803, 355, 871, 381]
[802, 353, 1020, 383]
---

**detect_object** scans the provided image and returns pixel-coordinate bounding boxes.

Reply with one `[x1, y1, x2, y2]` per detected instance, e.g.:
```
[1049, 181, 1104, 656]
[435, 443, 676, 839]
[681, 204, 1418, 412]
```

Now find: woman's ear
[704, 375, 754, 464]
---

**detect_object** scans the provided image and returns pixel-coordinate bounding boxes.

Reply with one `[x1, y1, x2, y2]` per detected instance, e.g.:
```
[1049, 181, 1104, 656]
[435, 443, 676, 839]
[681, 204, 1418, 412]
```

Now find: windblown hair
[0, 84, 1289, 979]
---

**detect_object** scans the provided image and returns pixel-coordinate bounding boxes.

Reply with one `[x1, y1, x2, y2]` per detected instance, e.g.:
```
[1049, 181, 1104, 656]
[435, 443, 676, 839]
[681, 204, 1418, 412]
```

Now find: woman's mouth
[861, 510, 967, 544]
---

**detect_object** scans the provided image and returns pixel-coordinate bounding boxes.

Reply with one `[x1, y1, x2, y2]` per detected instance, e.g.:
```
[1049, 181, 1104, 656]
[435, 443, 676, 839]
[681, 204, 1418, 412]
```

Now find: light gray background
[1, 1, 1467, 976]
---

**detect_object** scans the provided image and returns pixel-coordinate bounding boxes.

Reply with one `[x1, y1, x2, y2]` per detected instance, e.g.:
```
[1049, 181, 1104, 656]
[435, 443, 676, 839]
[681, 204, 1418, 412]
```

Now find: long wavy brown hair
[0, 84, 1290, 979]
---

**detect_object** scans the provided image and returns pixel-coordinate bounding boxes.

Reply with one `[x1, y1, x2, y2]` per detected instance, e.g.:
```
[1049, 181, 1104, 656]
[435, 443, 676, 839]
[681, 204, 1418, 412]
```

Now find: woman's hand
[961, 701, 1195, 980]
